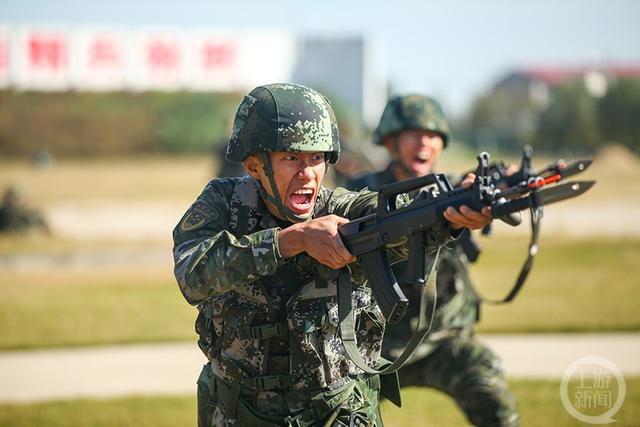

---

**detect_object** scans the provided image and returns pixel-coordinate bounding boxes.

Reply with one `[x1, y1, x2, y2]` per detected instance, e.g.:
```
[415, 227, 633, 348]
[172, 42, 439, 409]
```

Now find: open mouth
[411, 152, 431, 169]
[287, 187, 315, 215]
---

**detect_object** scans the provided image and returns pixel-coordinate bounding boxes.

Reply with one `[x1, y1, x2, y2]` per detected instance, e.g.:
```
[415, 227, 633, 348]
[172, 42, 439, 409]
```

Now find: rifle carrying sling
[338, 247, 441, 382]
[472, 194, 543, 305]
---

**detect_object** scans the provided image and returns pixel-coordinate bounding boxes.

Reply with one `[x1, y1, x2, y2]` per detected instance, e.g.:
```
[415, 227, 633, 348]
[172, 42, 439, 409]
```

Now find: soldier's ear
[383, 136, 398, 158]
[243, 155, 262, 179]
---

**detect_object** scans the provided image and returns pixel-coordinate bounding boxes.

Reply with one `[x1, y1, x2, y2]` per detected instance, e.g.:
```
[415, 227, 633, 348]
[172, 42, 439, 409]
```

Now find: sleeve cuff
[250, 227, 285, 276]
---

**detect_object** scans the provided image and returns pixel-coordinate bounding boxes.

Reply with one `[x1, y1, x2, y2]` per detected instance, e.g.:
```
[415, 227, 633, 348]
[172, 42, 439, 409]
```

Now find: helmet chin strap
[391, 136, 417, 179]
[257, 152, 314, 223]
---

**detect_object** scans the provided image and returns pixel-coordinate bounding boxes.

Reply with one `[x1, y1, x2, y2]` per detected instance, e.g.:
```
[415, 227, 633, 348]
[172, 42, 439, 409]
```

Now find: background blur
[0, 1, 639, 426]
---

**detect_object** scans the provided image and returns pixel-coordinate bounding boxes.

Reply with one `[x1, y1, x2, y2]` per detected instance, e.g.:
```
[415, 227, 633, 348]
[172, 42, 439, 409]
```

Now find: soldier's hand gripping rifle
[338, 151, 594, 324]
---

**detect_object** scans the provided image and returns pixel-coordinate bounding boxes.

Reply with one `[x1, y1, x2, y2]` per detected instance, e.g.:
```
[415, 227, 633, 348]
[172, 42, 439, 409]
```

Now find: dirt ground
[1, 144, 638, 246]
[41, 144, 640, 243]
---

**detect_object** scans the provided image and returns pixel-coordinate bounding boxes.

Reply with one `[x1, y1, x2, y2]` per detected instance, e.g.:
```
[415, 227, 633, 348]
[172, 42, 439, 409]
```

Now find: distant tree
[469, 78, 541, 153]
[0, 91, 243, 158]
[535, 82, 600, 154]
[465, 74, 640, 156]
[598, 78, 640, 153]
[154, 92, 239, 153]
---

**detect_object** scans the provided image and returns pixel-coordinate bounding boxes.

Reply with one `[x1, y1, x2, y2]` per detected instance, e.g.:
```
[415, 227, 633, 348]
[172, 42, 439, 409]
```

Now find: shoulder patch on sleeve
[180, 201, 219, 232]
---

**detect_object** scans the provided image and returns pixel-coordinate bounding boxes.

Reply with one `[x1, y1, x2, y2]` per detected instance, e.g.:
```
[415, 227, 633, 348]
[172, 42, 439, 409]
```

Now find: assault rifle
[338, 151, 594, 324]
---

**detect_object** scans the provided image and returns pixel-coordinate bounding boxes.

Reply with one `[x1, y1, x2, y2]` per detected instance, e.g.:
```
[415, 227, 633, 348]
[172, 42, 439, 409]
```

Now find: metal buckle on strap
[350, 412, 367, 427]
[237, 322, 287, 340]
[243, 375, 291, 391]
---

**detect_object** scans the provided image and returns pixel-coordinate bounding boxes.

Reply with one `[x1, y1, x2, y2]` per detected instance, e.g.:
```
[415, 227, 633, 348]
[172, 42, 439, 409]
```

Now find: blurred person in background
[346, 95, 519, 427]
[173, 84, 491, 426]
[0, 184, 50, 235]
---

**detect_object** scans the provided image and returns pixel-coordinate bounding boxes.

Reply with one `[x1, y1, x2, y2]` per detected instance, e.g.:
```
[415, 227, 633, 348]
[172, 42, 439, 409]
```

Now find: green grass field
[474, 237, 640, 333]
[0, 377, 637, 427]
[0, 267, 195, 350]
[0, 237, 638, 350]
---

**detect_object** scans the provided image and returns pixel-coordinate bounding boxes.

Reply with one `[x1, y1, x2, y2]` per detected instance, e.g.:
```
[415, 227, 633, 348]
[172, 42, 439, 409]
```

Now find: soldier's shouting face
[387, 129, 445, 178]
[245, 151, 327, 220]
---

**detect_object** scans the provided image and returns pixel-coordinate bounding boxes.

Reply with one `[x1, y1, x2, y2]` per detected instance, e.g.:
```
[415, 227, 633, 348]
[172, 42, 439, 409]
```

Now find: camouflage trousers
[197, 363, 384, 427]
[396, 332, 519, 427]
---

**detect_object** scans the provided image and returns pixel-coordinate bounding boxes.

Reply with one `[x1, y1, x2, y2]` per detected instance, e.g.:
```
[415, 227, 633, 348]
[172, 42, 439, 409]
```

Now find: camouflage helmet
[372, 95, 450, 147]
[226, 83, 340, 164]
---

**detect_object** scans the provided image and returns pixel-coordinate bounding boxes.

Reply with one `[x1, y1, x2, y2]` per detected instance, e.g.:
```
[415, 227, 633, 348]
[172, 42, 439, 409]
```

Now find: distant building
[470, 64, 640, 151]
[494, 65, 640, 108]
[292, 37, 386, 127]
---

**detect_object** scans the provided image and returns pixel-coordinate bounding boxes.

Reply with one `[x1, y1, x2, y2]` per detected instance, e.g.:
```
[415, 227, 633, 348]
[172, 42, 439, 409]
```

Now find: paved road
[0, 333, 638, 403]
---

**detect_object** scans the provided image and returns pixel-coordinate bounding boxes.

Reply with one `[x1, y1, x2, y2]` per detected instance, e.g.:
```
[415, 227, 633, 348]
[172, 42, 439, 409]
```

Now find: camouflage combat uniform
[173, 84, 452, 426]
[346, 95, 519, 427]
[173, 177, 434, 426]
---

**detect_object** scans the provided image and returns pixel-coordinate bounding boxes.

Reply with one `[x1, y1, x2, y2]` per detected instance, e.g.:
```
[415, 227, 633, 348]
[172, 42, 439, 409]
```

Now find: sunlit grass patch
[0, 378, 638, 427]
[0, 268, 196, 350]
[473, 237, 640, 333]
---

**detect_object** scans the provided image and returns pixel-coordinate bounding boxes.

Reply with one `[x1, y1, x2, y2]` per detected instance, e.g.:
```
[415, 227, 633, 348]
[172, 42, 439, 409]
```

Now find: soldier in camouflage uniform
[346, 95, 519, 427]
[173, 84, 491, 427]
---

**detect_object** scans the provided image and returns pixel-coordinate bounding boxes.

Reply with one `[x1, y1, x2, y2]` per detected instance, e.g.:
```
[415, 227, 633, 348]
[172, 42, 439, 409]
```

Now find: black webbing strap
[257, 152, 303, 223]
[477, 192, 544, 305]
[242, 375, 292, 391]
[237, 322, 287, 340]
[338, 246, 441, 375]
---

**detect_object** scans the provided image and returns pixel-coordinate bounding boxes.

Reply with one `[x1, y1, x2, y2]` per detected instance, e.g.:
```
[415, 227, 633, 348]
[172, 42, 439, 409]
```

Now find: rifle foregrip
[360, 250, 408, 325]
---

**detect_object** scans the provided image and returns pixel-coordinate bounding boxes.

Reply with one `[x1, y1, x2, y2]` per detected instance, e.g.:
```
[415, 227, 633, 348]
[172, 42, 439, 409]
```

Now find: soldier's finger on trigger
[463, 210, 485, 222]
[337, 249, 351, 265]
[445, 208, 464, 222]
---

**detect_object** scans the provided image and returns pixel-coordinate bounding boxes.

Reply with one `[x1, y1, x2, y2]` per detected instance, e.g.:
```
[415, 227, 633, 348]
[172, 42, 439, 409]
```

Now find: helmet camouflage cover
[226, 83, 340, 164]
[372, 95, 450, 147]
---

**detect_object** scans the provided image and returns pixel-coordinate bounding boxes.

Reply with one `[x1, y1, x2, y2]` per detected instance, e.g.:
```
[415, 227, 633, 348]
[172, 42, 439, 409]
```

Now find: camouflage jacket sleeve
[172, 179, 285, 305]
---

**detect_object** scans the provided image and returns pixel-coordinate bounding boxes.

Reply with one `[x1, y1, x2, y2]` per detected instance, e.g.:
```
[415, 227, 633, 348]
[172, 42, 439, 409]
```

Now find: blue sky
[2, 0, 639, 115]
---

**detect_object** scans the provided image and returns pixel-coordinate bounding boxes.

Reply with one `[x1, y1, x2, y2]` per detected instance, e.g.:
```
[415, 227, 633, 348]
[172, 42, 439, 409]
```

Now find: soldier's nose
[298, 166, 316, 180]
